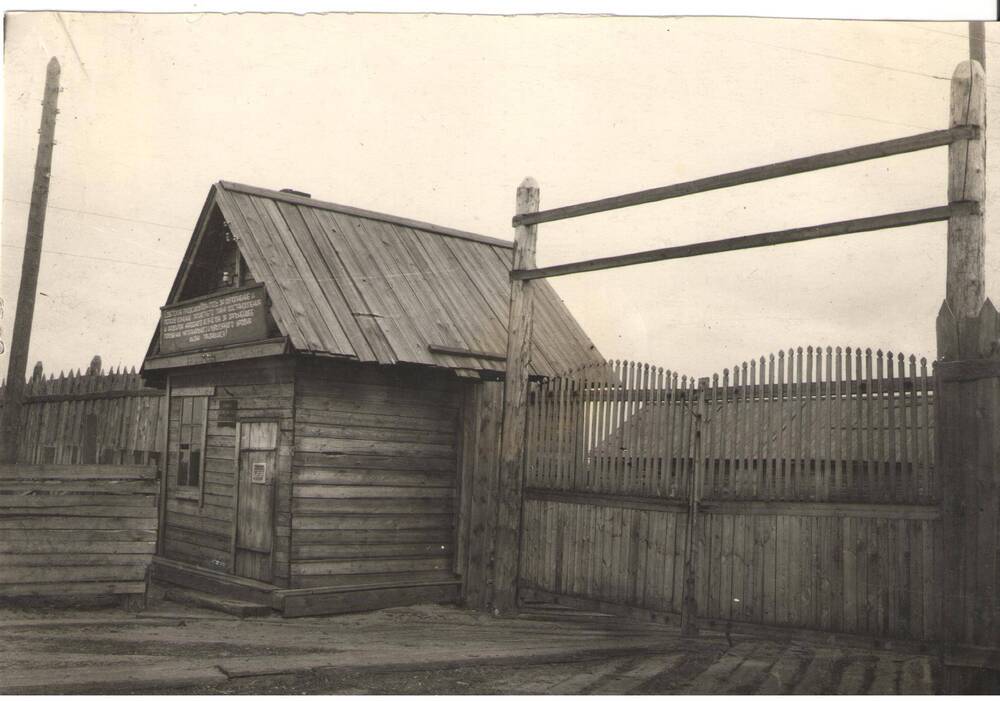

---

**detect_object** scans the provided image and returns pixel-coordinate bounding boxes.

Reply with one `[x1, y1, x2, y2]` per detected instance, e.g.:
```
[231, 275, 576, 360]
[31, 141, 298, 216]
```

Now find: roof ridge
[217, 180, 514, 249]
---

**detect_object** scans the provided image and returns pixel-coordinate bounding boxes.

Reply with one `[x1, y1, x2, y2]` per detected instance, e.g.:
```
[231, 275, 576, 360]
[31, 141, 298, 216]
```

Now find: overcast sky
[2, 12, 998, 379]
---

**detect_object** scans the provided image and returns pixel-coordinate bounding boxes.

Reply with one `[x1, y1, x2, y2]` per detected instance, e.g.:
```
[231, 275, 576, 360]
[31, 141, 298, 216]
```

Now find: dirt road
[0, 600, 943, 694]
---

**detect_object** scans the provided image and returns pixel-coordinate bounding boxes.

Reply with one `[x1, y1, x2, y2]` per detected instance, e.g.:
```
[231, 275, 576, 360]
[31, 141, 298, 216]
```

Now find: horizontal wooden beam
[142, 337, 290, 371]
[524, 488, 688, 514]
[534, 377, 933, 401]
[936, 358, 1000, 382]
[513, 125, 979, 227]
[11, 388, 164, 404]
[524, 488, 941, 518]
[427, 344, 506, 363]
[513, 204, 969, 281]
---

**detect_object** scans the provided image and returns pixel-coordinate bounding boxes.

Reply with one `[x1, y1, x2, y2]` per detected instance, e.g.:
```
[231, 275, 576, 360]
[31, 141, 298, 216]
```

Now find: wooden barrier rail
[0, 463, 158, 604]
[513, 204, 968, 281]
[512, 125, 978, 227]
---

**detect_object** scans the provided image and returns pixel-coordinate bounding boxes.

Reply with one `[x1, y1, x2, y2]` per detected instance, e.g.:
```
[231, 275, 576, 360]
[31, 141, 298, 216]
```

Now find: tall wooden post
[969, 21, 986, 71]
[1, 58, 60, 464]
[492, 177, 539, 615]
[936, 60, 1000, 685]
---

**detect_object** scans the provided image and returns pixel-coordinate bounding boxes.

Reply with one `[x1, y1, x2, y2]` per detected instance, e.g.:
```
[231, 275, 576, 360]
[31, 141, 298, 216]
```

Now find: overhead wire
[3, 198, 191, 231]
[0, 243, 178, 270]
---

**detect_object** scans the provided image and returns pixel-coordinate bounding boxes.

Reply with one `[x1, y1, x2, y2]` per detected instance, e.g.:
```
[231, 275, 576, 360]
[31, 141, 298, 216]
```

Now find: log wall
[161, 357, 295, 586]
[454, 379, 504, 610]
[289, 358, 462, 589]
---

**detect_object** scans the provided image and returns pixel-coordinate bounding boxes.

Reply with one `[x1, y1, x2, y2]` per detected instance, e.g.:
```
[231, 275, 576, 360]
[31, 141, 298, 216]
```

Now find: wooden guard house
[141, 181, 601, 616]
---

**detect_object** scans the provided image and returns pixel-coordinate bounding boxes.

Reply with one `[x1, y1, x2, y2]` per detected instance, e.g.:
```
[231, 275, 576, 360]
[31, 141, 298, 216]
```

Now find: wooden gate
[519, 348, 942, 641]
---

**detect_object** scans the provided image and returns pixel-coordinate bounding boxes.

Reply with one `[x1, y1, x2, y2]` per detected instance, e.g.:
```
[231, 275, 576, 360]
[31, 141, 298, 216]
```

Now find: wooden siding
[0, 464, 158, 599]
[161, 358, 294, 587]
[455, 380, 504, 610]
[290, 358, 461, 589]
[211, 181, 602, 376]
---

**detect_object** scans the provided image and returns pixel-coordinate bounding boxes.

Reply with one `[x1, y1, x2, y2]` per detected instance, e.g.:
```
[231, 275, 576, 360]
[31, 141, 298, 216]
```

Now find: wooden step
[162, 586, 272, 618]
[150, 556, 277, 606]
[276, 577, 462, 618]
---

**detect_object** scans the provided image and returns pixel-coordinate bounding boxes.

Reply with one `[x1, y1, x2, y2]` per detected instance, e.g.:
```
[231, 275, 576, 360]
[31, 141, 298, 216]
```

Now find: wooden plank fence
[527, 347, 935, 503]
[519, 349, 943, 642]
[0, 463, 159, 603]
[0, 361, 165, 466]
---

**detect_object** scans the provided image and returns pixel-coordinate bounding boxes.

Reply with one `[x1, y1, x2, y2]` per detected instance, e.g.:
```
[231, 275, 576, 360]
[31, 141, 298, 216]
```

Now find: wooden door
[233, 421, 278, 581]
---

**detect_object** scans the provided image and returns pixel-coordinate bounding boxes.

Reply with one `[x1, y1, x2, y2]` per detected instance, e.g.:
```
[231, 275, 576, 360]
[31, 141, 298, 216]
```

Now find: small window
[177, 396, 207, 488]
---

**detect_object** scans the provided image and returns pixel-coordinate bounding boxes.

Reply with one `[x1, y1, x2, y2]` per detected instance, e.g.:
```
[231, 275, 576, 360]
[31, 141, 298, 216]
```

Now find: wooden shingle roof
[207, 181, 602, 376]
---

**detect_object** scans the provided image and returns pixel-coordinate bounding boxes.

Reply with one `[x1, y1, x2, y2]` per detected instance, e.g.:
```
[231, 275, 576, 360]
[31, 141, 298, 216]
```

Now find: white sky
[2, 10, 999, 379]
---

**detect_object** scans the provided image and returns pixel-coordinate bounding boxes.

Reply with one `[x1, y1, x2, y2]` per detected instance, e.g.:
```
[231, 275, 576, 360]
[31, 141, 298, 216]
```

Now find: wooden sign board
[250, 461, 267, 484]
[217, 399, 238, 427]
[160, 285, 268, 354]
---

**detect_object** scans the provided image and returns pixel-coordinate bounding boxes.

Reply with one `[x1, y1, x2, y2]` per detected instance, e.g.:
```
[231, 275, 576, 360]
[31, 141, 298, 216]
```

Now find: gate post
[936, 60, 1000, 682]
[493, 177, 540, 615]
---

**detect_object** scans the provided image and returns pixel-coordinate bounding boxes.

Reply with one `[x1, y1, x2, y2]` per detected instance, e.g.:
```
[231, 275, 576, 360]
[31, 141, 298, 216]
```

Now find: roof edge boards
[217, 180, 514, 250]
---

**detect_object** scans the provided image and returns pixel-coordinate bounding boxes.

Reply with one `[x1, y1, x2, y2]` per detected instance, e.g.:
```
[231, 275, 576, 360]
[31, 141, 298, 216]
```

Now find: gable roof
[156, 181, 602, 376]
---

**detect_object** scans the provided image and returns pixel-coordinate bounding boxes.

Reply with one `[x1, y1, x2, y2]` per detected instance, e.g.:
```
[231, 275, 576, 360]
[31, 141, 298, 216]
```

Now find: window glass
[176, 395, 208, 488]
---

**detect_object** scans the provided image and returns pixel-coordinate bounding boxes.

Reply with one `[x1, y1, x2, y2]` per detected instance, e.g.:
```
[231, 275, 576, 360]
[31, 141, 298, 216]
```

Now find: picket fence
[527, 346, 935, 504]
[0, 362, 166, 466]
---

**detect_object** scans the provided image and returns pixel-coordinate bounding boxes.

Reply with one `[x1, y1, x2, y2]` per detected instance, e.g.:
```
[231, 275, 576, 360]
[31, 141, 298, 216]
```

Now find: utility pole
[1, 58, 61, 464]
[969, 21, 986, 70]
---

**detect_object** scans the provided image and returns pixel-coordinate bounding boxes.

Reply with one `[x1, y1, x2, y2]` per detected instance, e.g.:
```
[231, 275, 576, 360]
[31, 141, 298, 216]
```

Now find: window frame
[174, 394, 209, 499]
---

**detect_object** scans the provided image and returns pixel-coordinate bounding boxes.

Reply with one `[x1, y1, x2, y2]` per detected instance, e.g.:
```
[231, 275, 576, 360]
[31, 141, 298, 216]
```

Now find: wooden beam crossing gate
[493, 58, 1000, 662]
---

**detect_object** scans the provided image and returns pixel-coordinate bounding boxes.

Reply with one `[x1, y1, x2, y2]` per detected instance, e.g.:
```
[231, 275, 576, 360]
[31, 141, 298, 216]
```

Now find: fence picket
[875, 350, 887, 500]
[731, 365, 743, 498]
[920, 358, 932, 500]
[835, 347, 845, 499]
[776, 351, 787, 499]
[907, 354, 920, 502]
[886, 352, 898, 501]
[897, 353, 911, 504]
[767, 354, 777, 500]
[751, 358, 761, 498]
